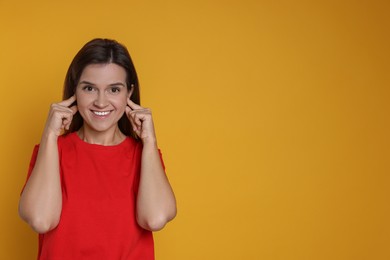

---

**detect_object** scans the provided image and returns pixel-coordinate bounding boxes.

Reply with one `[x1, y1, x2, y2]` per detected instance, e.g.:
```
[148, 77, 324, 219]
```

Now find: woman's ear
[71, 93, 78, 107]
[128, 84, 134, 99]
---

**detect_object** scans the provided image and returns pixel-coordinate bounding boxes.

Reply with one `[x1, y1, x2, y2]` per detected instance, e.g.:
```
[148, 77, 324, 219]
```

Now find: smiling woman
[63, 39, 141, 140]
[18, 38, 177, 260]
[76, 63, 131, 142]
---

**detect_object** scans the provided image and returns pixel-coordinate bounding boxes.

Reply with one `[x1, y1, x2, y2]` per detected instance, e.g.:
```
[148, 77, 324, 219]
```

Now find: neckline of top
[69, 132, 131, 150]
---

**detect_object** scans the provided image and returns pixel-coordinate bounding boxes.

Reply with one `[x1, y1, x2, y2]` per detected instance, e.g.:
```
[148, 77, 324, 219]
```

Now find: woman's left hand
[125, 99, 157, 144]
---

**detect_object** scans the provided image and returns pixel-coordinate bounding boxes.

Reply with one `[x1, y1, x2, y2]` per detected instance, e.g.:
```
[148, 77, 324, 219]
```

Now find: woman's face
[75, 63, 131, 135]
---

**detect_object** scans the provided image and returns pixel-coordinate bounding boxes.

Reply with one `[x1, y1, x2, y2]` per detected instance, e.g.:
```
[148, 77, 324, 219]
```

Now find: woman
[19, 38, 177, 259]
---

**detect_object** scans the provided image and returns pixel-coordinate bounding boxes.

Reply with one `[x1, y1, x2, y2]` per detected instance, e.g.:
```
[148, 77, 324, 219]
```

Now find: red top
[25, 132, 159, 260]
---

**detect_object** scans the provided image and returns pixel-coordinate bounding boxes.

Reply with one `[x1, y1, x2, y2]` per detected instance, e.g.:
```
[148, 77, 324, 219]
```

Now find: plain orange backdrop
[0, 0, 389, 259]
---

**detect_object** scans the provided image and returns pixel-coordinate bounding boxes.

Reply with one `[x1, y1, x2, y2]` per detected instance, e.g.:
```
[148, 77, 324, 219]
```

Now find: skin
[19, 63, 176, 233]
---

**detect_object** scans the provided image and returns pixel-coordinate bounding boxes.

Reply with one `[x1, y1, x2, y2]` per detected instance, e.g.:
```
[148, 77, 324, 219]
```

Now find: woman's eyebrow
[108, 82, 126, 87]
[79, 80, 95, 85]
[79, 81, 125, 87]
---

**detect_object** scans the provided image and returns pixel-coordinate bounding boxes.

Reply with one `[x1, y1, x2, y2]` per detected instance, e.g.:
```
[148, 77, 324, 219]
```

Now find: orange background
[0, 0, 389, 259]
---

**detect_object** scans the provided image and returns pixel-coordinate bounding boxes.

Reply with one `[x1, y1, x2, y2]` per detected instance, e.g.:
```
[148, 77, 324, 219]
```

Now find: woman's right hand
[19, 95, 77, 233]
[43, 95, 78, 137]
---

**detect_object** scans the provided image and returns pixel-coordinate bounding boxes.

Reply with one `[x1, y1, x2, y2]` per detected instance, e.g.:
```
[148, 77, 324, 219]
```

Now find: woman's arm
[18, 96, 77, 233]
[126, 99, 177, 231]
[136, 140, 177, 231]
[19, 133, 62, 233]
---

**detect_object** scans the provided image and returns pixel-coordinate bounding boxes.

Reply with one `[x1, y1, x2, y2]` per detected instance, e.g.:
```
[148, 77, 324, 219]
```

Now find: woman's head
[63, 38, 139, 137]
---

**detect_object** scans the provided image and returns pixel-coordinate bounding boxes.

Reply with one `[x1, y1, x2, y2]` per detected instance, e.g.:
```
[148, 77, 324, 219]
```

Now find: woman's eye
[110, 87, 120, 93]
[83, 86, 94, 92]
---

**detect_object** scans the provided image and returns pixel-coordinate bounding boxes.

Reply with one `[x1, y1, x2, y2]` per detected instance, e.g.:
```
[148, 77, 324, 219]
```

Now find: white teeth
[93, 111, 110, 116]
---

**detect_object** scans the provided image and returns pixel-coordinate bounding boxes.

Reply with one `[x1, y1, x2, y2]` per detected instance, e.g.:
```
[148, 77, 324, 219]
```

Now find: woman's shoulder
[125, 135, 142, 147]
[55, 132, 78, 154]
[58, 132, 77, 145]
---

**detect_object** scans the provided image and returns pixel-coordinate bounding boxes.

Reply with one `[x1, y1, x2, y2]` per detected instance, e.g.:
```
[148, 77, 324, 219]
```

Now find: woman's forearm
[19, 132, 62, 233]
[136, 141, 177, 231]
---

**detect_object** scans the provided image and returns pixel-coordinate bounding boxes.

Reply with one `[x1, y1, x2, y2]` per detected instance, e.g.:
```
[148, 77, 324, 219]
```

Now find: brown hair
[63, 38, 140, 139]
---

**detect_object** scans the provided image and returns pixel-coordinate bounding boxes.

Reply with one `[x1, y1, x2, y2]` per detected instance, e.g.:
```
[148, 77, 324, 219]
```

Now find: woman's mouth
[92, 110, 112, 117]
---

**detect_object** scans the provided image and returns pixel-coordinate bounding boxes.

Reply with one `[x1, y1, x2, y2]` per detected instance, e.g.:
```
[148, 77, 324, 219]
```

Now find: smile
[92, 110, 111, 116]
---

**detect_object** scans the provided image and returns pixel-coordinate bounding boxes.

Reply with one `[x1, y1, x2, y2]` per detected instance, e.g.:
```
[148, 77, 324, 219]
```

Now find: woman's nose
[93, 92, 109, 108]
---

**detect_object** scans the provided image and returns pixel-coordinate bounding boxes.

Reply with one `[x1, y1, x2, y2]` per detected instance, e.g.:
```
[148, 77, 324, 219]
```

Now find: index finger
[59, 95, 76, 107]
[127, 98, 143, 110]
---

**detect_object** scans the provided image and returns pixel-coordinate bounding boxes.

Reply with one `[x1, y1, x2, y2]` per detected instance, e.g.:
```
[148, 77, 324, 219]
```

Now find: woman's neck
[77, 125, 126, 146]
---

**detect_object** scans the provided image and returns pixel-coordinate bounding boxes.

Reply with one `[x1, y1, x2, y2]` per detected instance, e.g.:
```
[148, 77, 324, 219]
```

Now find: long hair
[62, 38, 140, 139]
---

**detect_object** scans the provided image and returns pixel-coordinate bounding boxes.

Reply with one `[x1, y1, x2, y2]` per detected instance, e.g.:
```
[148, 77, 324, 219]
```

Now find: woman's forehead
[79, 63, 127, 85]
